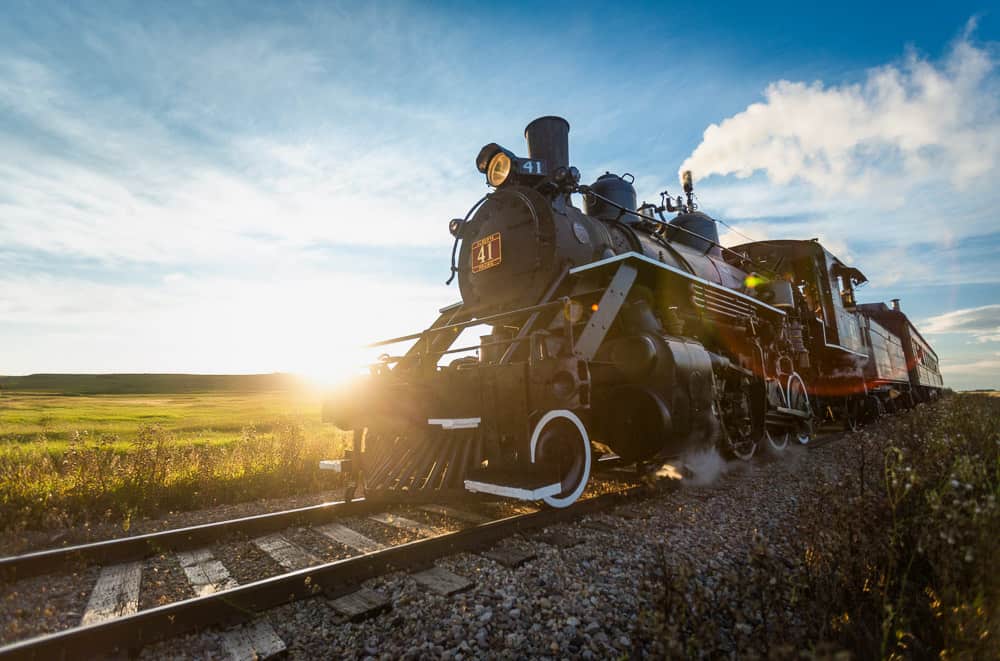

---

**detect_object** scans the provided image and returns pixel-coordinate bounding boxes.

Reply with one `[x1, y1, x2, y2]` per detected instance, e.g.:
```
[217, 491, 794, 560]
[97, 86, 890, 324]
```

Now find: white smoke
[680, 26, 999, 201]
[681, 448, 730, 486]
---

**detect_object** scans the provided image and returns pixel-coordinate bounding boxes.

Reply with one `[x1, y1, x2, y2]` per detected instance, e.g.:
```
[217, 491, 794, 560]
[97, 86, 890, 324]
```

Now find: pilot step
[463, 463, 562, 500]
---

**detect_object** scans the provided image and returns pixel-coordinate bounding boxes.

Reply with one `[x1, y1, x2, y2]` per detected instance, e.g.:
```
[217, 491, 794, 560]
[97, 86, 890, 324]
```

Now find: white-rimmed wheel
[764, 427, 790, 452]
[786, 372, 813, 445]
[765, 379, 790, 452]
[530, 410, 592, 509]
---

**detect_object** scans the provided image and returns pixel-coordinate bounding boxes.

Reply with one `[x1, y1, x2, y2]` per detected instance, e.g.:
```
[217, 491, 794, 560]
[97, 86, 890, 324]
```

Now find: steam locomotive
[323, 116, 943, 508]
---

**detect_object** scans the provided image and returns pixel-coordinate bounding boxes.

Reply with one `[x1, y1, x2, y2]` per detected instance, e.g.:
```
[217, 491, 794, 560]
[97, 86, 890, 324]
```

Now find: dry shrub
[650, 394, 998, 658]
[803, 395, 999, 658]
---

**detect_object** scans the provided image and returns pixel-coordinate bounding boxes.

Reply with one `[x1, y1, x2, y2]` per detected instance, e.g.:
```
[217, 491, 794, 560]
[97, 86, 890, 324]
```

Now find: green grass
[0, 377, 351, 532]
[0, 391, 337, 448]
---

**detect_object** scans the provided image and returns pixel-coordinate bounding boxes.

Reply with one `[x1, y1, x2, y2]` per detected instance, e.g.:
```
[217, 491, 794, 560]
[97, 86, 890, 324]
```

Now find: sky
[1, 1, 998, 390]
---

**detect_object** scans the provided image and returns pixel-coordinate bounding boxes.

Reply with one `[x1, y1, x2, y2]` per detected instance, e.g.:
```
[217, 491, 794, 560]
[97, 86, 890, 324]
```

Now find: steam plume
[681, 28, 999, 199]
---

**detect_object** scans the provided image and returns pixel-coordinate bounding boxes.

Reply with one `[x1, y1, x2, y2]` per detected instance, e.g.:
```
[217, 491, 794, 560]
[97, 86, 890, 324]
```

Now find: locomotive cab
[728, 239, 868, 357]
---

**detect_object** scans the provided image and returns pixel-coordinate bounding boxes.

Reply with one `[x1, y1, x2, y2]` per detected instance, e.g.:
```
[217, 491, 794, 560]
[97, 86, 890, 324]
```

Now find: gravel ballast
[0, 564, 100, 644]
[259, 439, 852, 659]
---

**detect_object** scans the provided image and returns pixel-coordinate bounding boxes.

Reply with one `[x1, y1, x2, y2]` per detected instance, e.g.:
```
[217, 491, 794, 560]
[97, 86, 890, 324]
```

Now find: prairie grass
[0, 391, 350, 532]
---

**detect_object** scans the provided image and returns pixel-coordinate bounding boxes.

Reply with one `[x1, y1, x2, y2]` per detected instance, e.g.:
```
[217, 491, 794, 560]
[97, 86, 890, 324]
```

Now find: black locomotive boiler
[323, 116, 943, 507]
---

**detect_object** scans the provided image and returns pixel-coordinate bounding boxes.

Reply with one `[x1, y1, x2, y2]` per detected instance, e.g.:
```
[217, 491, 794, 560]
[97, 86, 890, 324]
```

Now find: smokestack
[891, 298, 900, 311]
[524, 116, 570, 172]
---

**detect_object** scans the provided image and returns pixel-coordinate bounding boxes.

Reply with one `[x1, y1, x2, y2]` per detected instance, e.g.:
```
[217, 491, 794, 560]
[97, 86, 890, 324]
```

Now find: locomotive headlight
[475, 143, 517, 188]
[486, 152, 512, 187]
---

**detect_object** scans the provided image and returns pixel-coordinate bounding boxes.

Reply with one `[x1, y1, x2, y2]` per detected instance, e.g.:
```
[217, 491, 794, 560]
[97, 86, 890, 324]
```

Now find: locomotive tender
[323, 116, 943, 507]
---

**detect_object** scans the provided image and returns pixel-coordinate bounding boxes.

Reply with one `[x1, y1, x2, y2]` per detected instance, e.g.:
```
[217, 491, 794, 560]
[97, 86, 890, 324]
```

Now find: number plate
[471, 232, 502, 273]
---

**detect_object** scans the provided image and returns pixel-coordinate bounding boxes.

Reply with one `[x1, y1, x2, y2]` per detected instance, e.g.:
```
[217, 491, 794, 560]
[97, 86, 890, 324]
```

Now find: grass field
[0, 375, 350, 532]
[0, 391, 340, 448]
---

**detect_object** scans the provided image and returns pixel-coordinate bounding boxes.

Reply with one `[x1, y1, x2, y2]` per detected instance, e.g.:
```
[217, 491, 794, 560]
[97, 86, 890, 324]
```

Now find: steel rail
[0, 487, 641, 661]
[0, 498, 378, 583]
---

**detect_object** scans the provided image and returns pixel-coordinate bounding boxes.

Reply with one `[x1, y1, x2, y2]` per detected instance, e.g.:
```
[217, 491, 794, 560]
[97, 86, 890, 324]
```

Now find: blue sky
[1, 1, 997, 389]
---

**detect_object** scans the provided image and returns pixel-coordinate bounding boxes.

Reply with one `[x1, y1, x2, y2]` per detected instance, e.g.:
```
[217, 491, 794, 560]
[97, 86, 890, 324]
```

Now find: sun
[292, 343, 380, 389]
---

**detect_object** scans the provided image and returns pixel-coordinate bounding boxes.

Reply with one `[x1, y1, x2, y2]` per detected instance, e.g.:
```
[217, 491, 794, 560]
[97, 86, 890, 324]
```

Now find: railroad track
[0, 498, 383, 583]
[0, 431, 849, 660]
[0, 482, 648, 660]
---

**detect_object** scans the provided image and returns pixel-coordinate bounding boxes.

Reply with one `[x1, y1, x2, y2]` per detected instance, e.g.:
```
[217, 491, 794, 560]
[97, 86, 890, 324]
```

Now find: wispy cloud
[924, 304, 1000, 343]
[941, 354, 1000, 376]
[0, 54, 480, 267]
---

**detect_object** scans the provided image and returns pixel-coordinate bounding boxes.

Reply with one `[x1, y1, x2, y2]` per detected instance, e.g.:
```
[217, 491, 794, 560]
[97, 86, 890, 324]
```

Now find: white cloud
[0, 23, 492, 268]
[0, 112, 473, 268]
[668, 28, 1000, 290]
[680, 29, 999, 199]
[941, 354, 1000, 376]
[923, 304, 1000, 342]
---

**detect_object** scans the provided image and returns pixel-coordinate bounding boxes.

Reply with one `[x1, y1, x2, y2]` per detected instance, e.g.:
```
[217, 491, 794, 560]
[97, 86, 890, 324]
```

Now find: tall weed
[650, 394, 999, 658]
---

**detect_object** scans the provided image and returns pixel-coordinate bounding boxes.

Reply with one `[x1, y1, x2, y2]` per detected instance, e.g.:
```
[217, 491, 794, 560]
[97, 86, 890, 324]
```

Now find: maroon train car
[856, 300, 944, 405]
